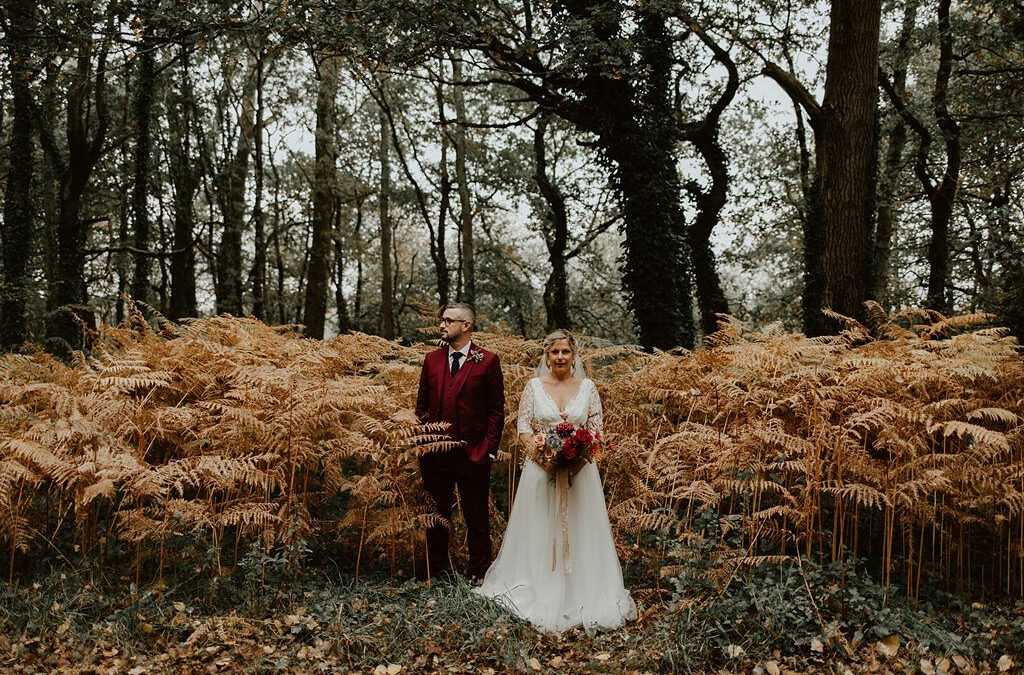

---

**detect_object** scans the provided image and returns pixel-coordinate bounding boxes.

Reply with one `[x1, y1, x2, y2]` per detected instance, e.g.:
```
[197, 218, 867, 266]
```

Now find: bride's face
[546, 339, 575, 376]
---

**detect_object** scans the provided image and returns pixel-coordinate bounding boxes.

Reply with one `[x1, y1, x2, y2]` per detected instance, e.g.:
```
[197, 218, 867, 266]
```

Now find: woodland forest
[0, 0, 1023, 673]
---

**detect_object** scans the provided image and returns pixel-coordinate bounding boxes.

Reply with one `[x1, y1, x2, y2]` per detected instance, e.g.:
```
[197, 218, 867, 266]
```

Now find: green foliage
[657, 537, 1024, 671]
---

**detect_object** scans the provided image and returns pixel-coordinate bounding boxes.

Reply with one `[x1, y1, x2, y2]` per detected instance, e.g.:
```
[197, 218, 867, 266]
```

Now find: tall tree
[166, 47, 199, 321]
[882, 0, 960, 312]
[468, 1, 697, 349]
[250, 50, 269, 320]
[874, 0, 919, 306]
[762, 0, 882, 335]
[0, 0, 36, 348]
[130, 5, 157, 306]
[36, 3, 113, 350]
[679, 21, 737, 338]
[532, 114, 570, 330]
[377, 76, 395, 339]
[304, 52, 340, 339]
[213, 55, 256, 316]
[450, 55, 476, 305]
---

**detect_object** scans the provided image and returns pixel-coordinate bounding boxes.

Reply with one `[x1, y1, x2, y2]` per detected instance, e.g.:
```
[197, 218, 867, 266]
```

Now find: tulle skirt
[475, 459, 636, 632]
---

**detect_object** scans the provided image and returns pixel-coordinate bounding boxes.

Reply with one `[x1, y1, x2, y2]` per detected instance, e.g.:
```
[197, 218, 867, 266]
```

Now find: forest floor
[0, 557, 1018, 675]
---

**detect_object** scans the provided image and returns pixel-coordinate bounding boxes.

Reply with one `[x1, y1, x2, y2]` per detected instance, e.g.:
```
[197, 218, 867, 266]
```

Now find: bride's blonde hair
[542, 329, 577, 355]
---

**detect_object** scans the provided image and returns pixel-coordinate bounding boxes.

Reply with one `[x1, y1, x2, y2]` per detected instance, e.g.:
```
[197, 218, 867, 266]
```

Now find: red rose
[574, 429, 593, 446]
[555, 421, 575, 438]
[562, 441, 578, 460]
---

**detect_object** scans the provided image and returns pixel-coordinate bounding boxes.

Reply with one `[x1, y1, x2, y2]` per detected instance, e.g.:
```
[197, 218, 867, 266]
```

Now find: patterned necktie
[450, 351, 463, 377]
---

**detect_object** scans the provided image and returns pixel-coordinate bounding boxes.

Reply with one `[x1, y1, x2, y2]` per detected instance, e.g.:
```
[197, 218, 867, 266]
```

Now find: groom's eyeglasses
[439, 317, 469, 326]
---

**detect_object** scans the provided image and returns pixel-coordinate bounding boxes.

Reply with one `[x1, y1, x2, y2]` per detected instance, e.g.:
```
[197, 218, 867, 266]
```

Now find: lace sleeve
[516, 379, 536, 436]
[585, 380, 604, 435]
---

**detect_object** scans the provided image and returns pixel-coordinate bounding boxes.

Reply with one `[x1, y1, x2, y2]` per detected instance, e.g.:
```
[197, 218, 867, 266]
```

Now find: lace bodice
[517, 377, 603, 436]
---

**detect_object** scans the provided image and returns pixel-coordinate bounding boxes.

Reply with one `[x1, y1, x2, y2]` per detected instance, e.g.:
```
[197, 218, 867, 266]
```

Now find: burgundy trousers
[419, 449, 492, 580]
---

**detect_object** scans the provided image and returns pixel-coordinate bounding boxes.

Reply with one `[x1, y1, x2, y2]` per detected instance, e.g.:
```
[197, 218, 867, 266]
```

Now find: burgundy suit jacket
[415, 343, 505, 464]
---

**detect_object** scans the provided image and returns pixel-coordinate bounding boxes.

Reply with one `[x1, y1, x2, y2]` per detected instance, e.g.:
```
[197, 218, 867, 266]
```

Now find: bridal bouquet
[532, 420, 602, 478]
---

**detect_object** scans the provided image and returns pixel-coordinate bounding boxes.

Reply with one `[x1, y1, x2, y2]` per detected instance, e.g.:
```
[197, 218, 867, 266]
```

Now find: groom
[415, 303, 505, 582]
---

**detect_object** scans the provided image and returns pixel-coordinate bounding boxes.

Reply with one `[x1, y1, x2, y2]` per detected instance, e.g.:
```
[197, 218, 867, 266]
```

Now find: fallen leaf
[726, 644, 746, 658]
[936, 657, 951, 675]
[128, 668, 146, 675]
[876, 635, 900, 658]
[920, 658, 935, 675]
[951, 655, 970, 670]
[529, 657, 542, 670]
[594, 652, 611, 661]
[998, 655, 1013, 672]
[548, 656, 564, 668]
[810, 638, 824, 653]
[173, 602, 185, 612]
[386, 665, 402, 675]
[765, 660, 781, 675]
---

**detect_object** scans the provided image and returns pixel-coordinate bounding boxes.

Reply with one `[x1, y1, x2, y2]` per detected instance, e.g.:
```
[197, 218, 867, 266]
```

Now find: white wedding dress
[475, 377, 636, 632]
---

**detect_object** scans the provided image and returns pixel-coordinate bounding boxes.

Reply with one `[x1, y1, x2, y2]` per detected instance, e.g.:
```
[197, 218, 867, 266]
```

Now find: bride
[474, 329, 636, 632]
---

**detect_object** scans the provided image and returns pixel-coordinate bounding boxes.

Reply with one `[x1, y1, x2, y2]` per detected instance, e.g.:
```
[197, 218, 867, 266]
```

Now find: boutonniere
[468, 349, 484, 363]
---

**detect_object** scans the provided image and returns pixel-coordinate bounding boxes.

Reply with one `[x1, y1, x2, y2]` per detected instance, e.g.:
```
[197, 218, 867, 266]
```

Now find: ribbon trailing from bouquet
[551, 468, 572, 574]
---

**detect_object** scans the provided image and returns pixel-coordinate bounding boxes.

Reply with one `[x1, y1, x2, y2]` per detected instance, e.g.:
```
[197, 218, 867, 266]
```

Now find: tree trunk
[451, 56, 475, 305]
[533, 114, 570, 331]
[432, 73, 452, 307]
[334, 205, 351, 334]
[130, 22, 156, 305]
[475, 1, 695, 349]
[214, 60, 255, 316]
[924, 0, 960, 312]
[352, 199, 365, 332]
[251, 53, 267, 320]
[681, 24, 737, 339]
[167, 47, 198, 321]
[873, 0, 918, 306]
[377, 78, 395, 339]
[304, 53, 340, 339]
[605, 9, 693, 349]
[806, 0, 881, 334]
[42, 13, 109, 350]
[1, 0, 36, 349]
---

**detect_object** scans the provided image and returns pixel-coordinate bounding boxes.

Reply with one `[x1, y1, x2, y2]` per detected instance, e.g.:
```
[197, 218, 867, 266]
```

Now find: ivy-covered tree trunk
[1, 0, 36, 349]
[558, 3, 694, 350]
[304, 53, 339, 340]
[806, 0, 881, 335]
